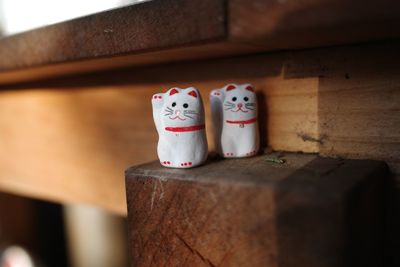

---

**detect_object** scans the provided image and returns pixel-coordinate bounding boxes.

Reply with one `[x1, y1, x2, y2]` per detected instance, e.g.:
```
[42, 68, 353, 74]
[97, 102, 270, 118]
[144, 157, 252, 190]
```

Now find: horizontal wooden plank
[0, 0, 226, 72]
[0, 75, 317, 215]
[126, 153, 388, 266]
[0, 42, 263, 84]
[229, 0, 400, 48]
[1, 0, 400, 83]
[0, 41, 398, 215]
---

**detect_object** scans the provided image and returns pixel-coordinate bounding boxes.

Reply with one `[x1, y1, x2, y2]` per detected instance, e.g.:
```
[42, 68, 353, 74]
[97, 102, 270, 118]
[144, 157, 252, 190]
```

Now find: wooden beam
[229, 0, 400, 48]
[0, 76, 317, 215]
[125, 153, 388, 266]
[0, 0, 226, 72]
[1, 0, 400, 83]
[0, 41, 398, 215]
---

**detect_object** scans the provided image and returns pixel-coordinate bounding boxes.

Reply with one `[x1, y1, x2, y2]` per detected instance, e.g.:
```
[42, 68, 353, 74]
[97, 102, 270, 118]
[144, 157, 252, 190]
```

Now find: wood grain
[0, 0, 225, 72]
[0, 41, 398, 215]
[229, 0, 400, 48]
[1, 0, 400, 83]
[0, 76, 316, 215]
[125, 153, 388, 267]
[0, 42, 263, 84]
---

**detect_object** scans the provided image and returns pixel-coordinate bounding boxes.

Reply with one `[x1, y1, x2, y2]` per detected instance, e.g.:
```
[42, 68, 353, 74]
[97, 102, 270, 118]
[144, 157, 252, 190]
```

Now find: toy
[152, 87, 208, 168]
[210, 83, 259, 158]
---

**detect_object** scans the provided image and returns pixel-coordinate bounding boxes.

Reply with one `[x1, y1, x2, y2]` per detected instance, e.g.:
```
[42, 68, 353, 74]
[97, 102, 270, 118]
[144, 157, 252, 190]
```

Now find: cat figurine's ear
[188, 90, 198, 98]
[245, 84, 254, 92]
[224, 83, 254, 92]
[225, 84, 238, 92]
[169, 88, 179, 96]
[186, 87, 199, 98]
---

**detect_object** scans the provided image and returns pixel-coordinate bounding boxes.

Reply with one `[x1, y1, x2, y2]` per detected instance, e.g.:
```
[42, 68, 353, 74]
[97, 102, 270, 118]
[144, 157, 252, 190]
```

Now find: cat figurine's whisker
[183, 114, 195, 119]
[184, 110, 198, 115]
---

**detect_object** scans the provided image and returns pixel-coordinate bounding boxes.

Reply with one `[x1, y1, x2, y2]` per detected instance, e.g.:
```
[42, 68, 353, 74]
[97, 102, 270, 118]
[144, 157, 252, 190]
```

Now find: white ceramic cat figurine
[210, 83, 259, 158]
[152, 87, 208, 168]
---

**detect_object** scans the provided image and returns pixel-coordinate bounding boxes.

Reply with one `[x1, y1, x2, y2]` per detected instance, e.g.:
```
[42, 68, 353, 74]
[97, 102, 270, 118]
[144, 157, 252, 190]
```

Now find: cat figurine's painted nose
[175, 109, 181, 115]
[237, 103, 243, 108]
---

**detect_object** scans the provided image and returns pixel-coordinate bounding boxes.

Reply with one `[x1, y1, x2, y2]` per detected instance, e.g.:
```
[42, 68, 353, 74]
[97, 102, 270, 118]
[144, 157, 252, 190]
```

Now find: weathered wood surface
[1, 0, 400, 83]
[229, 0, 400, 47]
[125, 153, 388, 267]
[0, 41, 398, 215]
[0, 0, 226, 72]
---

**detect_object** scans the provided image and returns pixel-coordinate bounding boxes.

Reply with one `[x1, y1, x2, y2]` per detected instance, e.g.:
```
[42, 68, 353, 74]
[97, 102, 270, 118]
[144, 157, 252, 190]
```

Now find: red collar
[226, 118, 257, 124]
[165, 124, 205, 132]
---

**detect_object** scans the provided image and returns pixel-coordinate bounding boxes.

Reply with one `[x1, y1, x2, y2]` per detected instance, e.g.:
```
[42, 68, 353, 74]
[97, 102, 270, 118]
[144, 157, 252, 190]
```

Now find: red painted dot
[188, 162, 192, 166]
[181, 163, 184, 166]
[167, 161, 170, 164]
[184, 163, 187, 166]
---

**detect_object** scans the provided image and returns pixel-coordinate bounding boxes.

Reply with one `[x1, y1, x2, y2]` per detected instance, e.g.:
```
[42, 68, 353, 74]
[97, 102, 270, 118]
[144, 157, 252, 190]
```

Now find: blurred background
[0, 192, 129, 267]
[0, 2, 150, 267]
[0, 0, 147, 36]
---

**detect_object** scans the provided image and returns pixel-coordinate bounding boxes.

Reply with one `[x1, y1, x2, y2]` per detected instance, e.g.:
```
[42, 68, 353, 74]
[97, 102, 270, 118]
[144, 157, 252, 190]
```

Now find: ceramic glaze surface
[152, 87, 208, 168]
[210, 83, 259, 158]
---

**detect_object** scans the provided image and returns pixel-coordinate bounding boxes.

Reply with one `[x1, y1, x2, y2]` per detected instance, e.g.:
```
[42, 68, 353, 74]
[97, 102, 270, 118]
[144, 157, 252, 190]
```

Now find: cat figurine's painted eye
[210, 83, 259, 158]
[152, 87, 208, 168]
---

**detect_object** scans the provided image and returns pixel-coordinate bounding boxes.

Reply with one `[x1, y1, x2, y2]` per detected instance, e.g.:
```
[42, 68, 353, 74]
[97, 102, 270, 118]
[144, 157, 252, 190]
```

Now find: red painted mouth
[169, 116, 186, 121]
[231, 107, 248, 113]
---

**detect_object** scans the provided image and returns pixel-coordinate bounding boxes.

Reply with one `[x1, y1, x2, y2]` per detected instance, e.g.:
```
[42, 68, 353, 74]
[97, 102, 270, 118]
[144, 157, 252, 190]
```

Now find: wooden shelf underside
[1, 0, 400, 84]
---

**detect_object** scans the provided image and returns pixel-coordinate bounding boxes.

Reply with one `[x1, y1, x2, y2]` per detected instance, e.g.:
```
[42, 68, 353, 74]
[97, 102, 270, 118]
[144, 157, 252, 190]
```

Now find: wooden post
[127, 153, 387, 266]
